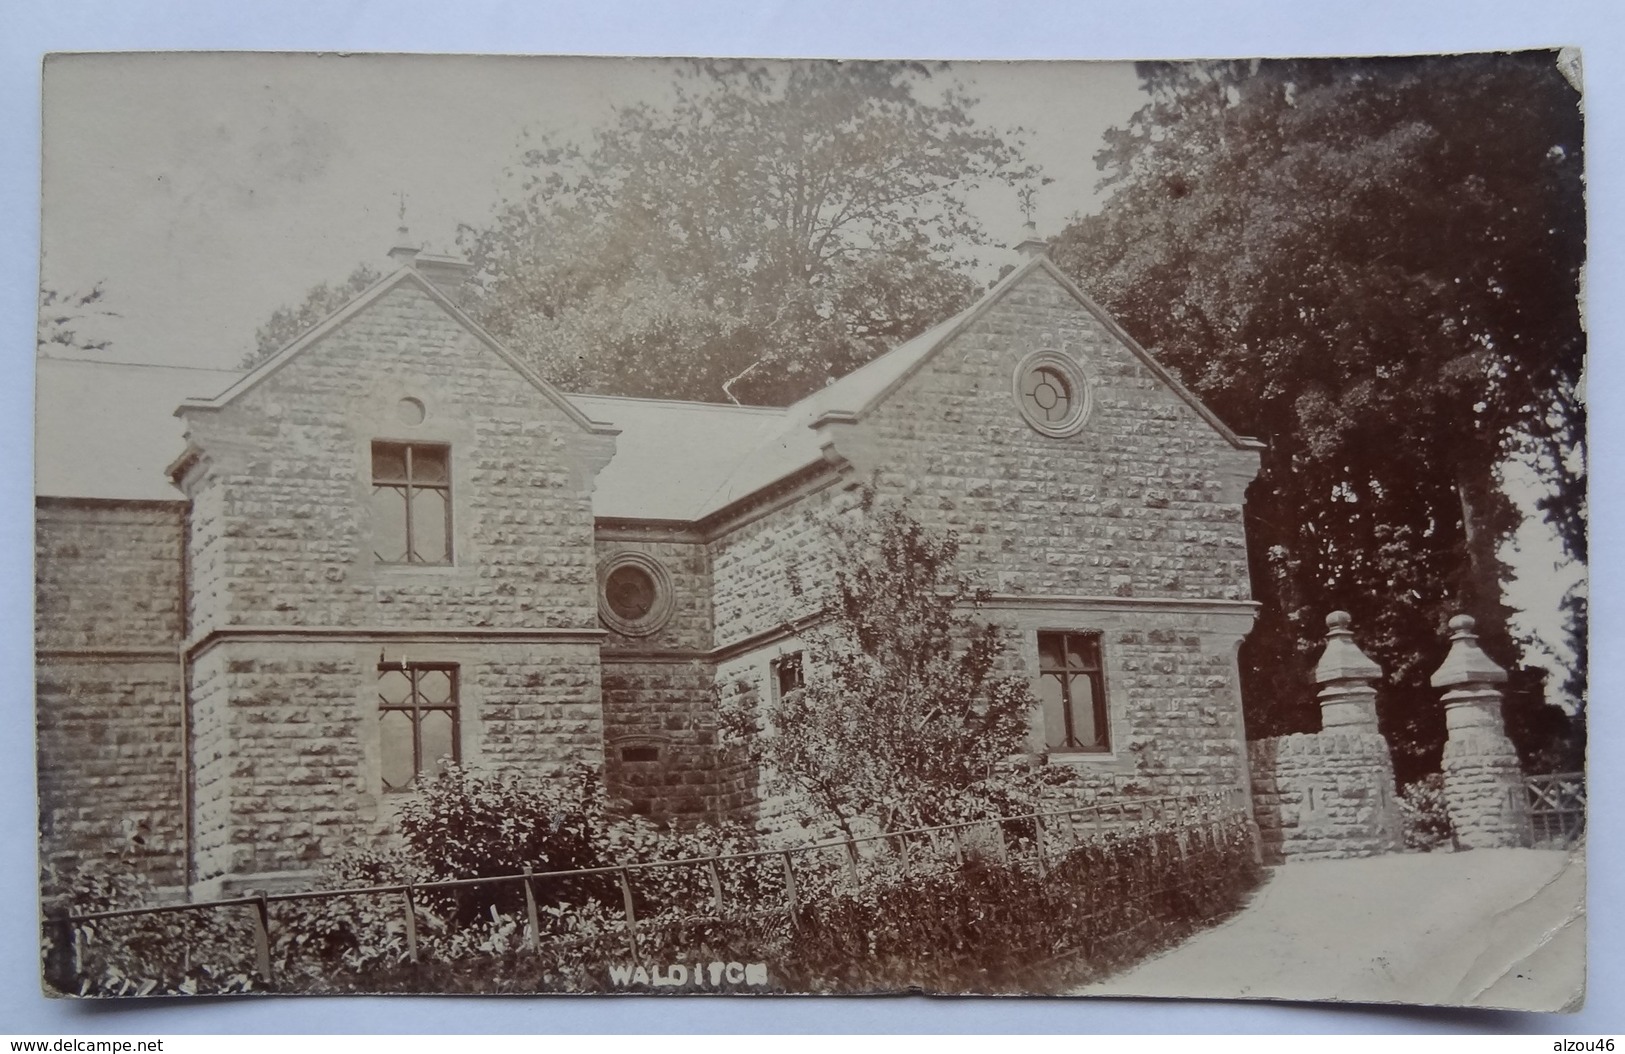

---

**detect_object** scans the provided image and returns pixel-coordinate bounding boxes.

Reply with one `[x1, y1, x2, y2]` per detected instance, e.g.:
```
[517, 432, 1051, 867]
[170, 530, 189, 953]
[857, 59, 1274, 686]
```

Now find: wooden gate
[1524, 772, 1585, 848]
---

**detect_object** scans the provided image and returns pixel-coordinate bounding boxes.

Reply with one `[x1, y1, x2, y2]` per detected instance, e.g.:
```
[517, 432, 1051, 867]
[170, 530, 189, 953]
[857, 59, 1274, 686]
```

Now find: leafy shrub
[42, 857, 256, 997]
[778, 813, 1261, 993]
[49, 768, 1261, 996]
[395, 763, 621, 921]
[1397, 774, 1454, 851]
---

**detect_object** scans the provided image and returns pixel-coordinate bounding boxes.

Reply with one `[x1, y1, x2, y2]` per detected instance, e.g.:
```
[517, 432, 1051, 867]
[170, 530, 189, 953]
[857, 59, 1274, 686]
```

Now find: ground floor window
[1035, 631, 1109, 753]
[772, 651, 804, 701]
[378, 662, 459, 790]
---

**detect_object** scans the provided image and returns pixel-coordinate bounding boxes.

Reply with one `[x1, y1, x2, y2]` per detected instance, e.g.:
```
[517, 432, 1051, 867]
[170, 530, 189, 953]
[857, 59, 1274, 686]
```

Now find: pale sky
[39, 54, 1145, 370]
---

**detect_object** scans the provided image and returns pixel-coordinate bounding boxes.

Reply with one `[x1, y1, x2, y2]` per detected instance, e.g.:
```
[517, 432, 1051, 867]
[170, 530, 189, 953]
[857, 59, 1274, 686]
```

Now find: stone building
[35, 241, 1266, 899]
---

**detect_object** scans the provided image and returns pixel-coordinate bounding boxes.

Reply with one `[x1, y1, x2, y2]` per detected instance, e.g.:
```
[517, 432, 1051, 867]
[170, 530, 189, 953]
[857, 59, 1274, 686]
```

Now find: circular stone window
[1013, 350, 1092, 438]
[597, 552, 675, 637]
[397, 397, 427, 426]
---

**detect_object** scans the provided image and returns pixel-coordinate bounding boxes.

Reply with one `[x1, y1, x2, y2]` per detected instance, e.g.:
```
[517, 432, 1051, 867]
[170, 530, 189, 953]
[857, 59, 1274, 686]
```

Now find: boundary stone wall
[1247, 612, 1402, 864]
[1249, 732, 1401, 863]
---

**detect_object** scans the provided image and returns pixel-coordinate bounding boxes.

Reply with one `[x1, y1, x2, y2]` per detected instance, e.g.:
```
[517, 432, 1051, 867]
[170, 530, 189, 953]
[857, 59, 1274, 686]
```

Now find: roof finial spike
[388, 191, 423, 269]
[1014, 187, 1049, 261]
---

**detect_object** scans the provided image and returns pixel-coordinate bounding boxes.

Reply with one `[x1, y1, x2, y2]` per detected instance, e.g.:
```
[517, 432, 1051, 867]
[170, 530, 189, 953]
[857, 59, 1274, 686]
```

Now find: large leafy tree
[457, 60, 1039, 406]
[1052, 54, 1585, 778]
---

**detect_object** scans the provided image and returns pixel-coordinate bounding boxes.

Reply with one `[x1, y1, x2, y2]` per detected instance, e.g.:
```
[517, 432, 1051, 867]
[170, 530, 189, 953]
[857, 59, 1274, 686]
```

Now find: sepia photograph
[31, 50, 1587, 1008]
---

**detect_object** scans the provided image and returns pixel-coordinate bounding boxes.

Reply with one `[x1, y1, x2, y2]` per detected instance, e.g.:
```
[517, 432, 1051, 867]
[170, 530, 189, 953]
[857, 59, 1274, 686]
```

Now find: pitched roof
[34, 253, 1260, 513]
[35, 357, 245, 501]
[565, 394, 808, 521]
[178, 265, 613, 437]
[786, 254, 1263, 449]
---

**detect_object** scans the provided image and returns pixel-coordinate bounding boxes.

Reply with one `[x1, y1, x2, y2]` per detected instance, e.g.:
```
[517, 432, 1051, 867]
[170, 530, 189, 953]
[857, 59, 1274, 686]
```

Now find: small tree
[723, 491, 1045, 835]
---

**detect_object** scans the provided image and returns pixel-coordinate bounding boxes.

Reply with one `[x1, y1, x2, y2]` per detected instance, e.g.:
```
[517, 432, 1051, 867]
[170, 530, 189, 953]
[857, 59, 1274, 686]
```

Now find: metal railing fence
[50, 788, 1251, 990]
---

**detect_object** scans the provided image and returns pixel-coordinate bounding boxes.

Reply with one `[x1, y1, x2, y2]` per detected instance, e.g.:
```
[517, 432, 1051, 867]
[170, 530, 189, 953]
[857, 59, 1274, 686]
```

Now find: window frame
[771, 651, 805, 703]
[1034, 630, 1111, 755]
[371, 440, 454, 566]
[377, 661, 461, 792]
[1011, 349, 1093, 439]
[595, 551, 676, 637]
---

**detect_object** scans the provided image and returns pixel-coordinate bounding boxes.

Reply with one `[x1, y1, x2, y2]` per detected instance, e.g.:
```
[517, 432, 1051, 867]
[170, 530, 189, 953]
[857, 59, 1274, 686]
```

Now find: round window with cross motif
[1013, 350, 1092, 438]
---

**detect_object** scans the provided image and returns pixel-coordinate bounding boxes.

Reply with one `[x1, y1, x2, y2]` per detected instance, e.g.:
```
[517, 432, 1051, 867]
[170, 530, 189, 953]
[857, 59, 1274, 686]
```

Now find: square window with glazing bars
[1036, 631, 1109, 753]
[371, 441, 452, 564]
[378, 662, 459, 791]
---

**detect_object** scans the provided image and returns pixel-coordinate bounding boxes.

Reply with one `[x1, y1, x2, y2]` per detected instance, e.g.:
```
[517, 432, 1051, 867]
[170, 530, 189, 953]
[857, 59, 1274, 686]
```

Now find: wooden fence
[1524, 771, 1585, 849]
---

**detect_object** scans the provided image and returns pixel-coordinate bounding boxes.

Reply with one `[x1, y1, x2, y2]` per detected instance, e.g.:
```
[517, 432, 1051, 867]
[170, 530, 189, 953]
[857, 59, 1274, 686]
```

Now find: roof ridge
[566, 392, 787, 414]
[38, 355, 245, 375]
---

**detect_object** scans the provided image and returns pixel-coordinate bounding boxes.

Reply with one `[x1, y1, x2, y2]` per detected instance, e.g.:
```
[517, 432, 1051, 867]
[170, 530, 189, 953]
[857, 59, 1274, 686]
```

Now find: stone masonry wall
[699, 266, 1262, 821]
[190, 639, 605, 889]
[707, 485, 847, 647]
[601, 659, 752, 820]
[593, 536, 751, 820]
[844, 267, 1257, 603]
[595, 537, 714, 654]
[1249, 732, 1402, 863]
[36, 500, 188, 651]
[179, 280, 614, 637]
[35, 500, 188, 892]
[998, 606, 1255, 803]
[176, 280, 615, 888]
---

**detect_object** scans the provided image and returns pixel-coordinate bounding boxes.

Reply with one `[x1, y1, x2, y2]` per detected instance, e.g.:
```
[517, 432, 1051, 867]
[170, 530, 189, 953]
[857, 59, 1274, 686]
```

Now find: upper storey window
[372, 441, 452, 565]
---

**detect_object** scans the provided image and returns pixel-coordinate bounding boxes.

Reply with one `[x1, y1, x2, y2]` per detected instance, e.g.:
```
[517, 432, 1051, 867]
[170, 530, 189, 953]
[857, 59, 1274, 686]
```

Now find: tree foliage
[244, 263, 382, 368]
[1051, 54, 1585, 777]
[38, 282, 117, 354]
[457, 60, 1040, 405]
[722, 491, 1047, 835]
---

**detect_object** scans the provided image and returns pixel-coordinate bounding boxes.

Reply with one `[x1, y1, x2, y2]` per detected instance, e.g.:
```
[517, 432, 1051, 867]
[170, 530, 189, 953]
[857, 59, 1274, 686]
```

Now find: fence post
[521, 866, 540, 951]
[617, 868, 639, 962]
[991, 820, 1009, 866]
[843, 840, 861, 885]
[781, 852, 799, 926]
[948, 826, 965, 867]
[247, 891, 273, 984]
[1033, 815, 1048, 879]
[43, 915, 77, 994]
[402, 884, 419, 964]
[706, 857, 725, 915]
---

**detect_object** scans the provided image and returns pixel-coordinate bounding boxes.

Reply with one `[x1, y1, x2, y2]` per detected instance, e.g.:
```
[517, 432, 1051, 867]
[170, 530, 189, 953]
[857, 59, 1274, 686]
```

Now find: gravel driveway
[1077, 847, 1585, 1011]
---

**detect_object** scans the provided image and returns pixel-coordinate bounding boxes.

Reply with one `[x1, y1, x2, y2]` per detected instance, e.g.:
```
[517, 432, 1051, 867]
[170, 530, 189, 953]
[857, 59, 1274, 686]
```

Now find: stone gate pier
[1249, 612, 1403, 863]
[1432, 614, 1530, 848]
